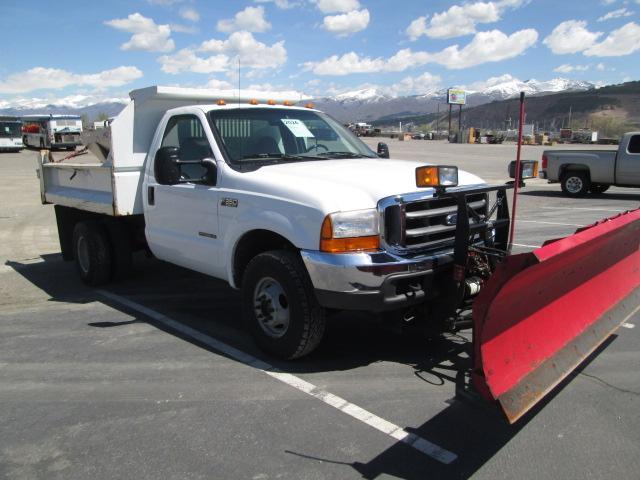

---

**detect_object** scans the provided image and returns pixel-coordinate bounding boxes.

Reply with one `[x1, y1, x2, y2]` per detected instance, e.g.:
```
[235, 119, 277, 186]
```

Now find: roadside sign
[447, 88, 466, 105]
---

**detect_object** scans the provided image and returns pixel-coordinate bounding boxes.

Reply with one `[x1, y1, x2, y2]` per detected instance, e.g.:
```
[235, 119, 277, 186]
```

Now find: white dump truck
[540, 132, 640, 196]
[37, 86, 512, 359]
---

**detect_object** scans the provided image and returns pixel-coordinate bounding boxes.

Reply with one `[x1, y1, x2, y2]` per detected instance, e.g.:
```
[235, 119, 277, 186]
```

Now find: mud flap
[472, 209, 640, 423]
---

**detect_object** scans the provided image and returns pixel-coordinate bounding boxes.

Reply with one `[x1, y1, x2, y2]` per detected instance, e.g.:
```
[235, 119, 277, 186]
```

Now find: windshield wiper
[314, 151, 366, 158]
[240, 152, 305, 161]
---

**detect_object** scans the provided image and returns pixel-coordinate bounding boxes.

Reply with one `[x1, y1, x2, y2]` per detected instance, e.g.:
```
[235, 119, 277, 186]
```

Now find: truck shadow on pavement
[4, 253, 618, 480]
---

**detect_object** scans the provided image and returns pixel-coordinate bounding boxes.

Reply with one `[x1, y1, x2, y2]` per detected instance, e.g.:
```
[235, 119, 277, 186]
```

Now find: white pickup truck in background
[540, 132, 640, 196]
[37, 86, 510, 359]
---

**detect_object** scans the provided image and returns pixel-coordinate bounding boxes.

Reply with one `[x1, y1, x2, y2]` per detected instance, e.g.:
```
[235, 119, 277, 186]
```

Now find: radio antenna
[237, 56, 241, 109]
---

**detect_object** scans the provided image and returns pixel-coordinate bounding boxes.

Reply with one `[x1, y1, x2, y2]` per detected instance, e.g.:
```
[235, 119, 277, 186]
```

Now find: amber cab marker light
[319, 216, 380, 253]
[267, 99, 276, 105]
[216, 99, 226, 106]
[249, 99, 259, 105]
[305, 103, 315, 109]
[283, 100, 294, 106]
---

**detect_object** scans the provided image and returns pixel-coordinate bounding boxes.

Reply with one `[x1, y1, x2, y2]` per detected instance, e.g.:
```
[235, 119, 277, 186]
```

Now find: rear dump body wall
[472, 209, 640, 423]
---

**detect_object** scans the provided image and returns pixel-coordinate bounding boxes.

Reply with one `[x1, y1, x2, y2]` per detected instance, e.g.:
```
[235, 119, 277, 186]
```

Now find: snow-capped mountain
[474, 78, 595, 100]
[312, 77, 595, 121]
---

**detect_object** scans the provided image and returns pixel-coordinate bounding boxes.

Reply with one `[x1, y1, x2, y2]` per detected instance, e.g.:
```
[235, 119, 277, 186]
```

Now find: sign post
[447, 88, 466, 143]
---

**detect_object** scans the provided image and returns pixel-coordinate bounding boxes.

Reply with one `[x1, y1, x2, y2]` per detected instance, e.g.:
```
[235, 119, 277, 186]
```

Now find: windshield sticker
[281, 119, 314, 138]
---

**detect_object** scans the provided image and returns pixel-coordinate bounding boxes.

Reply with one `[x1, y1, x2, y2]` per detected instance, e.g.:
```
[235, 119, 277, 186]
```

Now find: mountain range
[311, 78, 596, 123]
[0, 77, 599, 123]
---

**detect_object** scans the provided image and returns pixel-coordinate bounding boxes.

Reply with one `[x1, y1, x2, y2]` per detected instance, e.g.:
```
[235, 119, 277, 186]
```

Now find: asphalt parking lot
[1, 142, 639, 480]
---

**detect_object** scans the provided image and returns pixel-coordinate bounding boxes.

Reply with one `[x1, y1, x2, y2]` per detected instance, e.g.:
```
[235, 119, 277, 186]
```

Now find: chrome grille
[384, 193, 488, 251]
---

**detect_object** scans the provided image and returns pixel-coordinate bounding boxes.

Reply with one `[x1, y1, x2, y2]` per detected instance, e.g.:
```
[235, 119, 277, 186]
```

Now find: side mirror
[155, 146, 181, 185]
[201, 158, 217, 185]
[377, 142, 389, 159]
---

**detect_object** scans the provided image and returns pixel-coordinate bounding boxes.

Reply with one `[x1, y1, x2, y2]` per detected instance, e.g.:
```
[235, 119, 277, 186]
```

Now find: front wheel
[560, 171, 590, 197]
[242, 250, 326, 359]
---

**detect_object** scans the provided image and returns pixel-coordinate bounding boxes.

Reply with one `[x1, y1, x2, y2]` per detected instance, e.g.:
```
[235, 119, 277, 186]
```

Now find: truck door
[617, 134, 640, 186]
[144, 114, 222, 277]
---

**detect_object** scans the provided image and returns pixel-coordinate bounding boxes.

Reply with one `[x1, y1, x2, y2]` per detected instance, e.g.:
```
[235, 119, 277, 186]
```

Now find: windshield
[0, 121, 22, 138]
[208, 108, 377, 165]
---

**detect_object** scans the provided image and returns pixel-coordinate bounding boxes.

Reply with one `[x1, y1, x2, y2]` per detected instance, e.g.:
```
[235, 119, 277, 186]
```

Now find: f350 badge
[221, 197, 238, 208]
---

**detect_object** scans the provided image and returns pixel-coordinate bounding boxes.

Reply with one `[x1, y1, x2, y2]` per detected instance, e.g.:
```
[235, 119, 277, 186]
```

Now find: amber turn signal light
[415, 165, 458, 188]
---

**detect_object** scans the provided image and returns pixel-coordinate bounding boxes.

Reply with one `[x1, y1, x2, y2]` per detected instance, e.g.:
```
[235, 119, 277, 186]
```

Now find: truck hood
[226, 157, 486, 213]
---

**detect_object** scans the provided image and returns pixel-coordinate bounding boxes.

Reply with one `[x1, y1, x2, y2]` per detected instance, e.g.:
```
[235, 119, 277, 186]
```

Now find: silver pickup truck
[540, 132, 640, 196]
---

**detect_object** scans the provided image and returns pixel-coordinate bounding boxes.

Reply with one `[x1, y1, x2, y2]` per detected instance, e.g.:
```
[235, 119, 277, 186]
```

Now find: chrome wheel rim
[566, 176, 583, 194]
[77, 236, 90, 274]
[253, 277, 290, 338]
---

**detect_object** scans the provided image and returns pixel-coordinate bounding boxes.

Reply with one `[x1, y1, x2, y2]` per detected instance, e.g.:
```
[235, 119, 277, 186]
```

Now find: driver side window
[161, 115, 213, 181]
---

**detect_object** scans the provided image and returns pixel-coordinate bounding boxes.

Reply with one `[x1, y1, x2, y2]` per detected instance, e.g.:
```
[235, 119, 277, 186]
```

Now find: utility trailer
[36, 86, 640, 423]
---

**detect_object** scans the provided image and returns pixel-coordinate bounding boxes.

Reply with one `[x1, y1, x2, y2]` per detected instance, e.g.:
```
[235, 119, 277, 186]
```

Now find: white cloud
[315, 0, 360, 13]
[158, 49, 229, 74]
[217, 6, 271, 33]
[206, 78, 235, 89]
[553, 64, 589, 73]
[304, 28, 537, 74]
[0, 66, 143, 94]
[322, 9, 370, 36]
[180, 7, 200, 22]
[584, 22, 640, 56]
[254, 0, 300, 9]
[405, 17, 428, 41]
[385, 72, 442, 96]
[429, 28, 538, 69]
[597, 62, 606, 71]
[200, 31, 287, 70]
[543, 20, 602, 54]
[598, 8, 633, 21]
[159, 30, 287, 75]
[406, 0, 528, 40]
[303, 52, 385, 75]
[105, 13, 175, 52]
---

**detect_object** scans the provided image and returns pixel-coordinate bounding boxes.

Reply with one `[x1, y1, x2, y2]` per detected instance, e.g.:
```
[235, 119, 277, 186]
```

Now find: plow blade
[472, 209, 640, 423]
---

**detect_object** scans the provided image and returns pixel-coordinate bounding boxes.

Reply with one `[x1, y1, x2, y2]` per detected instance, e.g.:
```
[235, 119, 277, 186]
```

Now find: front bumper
[300, 249, 455, 312]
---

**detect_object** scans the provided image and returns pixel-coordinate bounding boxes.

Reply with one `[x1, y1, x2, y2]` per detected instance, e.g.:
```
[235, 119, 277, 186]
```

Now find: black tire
[560, 171, 590, 197]
[72, 221, 112, 286]
[589, 184, 610, 194]
[242, 250, 325, 359]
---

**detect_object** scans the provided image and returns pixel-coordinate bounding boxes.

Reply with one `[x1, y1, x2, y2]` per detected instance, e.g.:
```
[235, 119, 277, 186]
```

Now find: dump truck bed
[37, 157, 142, 216]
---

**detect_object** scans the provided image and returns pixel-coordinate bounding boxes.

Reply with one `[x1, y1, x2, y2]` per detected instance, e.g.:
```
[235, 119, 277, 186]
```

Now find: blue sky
[0, 0, 638, 107]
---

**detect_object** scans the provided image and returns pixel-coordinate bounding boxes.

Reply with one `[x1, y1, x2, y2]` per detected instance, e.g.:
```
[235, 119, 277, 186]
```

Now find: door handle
[148, 186, 155, 206]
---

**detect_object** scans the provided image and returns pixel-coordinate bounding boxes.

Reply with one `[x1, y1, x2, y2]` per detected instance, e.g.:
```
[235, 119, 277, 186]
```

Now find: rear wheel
[242, 250, 326, 359]
[72, 221, 112, 286]
[589, 184, 610, 194]
[560, 171, 589, 197]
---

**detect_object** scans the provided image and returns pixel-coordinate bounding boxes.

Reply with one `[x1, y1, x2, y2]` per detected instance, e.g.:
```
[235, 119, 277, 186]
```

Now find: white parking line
[512, 243, 541, 249]
[621, 323, 635, 329]
[517, 220, 584, 227]
[97, 290, 458, 465]
[538, 207, 627, 213]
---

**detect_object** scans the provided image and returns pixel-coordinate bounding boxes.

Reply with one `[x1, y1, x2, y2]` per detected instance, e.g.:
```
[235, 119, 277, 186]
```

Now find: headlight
[320, 209, 380, 253]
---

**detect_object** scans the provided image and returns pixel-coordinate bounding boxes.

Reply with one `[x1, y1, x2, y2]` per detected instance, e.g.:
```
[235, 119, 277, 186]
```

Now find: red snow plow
[471, 208, 640, 423]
